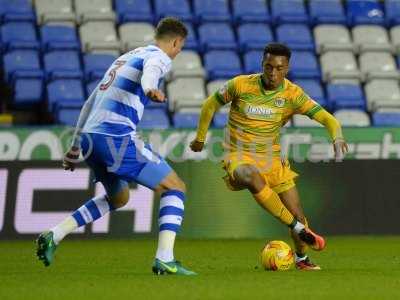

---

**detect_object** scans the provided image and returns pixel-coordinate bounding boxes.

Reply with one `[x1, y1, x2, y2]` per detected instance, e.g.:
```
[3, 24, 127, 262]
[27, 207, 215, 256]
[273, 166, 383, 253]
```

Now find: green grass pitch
[1, 236, 400, 300]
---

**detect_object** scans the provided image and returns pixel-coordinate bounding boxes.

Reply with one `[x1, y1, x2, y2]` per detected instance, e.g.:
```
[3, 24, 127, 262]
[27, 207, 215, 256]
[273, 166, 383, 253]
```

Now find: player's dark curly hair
[155, 17, 188, 40]
[263, 43, 291, 60]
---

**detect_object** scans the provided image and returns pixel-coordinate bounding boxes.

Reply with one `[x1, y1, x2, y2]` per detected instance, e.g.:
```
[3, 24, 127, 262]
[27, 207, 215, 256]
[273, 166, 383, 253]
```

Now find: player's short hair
[263, 43, 291, 61]
[155, 17, 188, 40]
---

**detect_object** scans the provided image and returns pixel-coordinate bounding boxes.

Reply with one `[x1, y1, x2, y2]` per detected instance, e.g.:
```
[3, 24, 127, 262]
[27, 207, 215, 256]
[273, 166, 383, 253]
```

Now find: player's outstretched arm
[312, 109, 349, 161]
[63, 90, 97, 171]
[190, 94, 222, 152]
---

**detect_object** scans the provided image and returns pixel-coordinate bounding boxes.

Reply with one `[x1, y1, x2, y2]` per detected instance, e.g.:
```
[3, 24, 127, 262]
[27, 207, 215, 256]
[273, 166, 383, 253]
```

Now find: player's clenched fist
[146, 89, 166, 102]
[62, 146, 80, 171]
[190, 140, 204, 152]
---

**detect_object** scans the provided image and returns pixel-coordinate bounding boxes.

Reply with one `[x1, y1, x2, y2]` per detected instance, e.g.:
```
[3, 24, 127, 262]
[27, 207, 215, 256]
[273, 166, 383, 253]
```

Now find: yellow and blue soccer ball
[261, 240, 294, 271]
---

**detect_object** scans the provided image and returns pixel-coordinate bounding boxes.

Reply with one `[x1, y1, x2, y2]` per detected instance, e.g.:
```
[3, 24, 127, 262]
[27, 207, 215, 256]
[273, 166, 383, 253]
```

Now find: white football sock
[51, 216, 78, 245]
[295, 253, 308, 263]
[155, 190, 185, 262]
[156, 230, 176, 262]
[292, 221, 305, 234]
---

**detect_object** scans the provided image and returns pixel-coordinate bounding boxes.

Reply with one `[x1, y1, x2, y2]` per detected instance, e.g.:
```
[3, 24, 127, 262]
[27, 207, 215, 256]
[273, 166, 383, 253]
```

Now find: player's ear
[172, 37, 179, 48]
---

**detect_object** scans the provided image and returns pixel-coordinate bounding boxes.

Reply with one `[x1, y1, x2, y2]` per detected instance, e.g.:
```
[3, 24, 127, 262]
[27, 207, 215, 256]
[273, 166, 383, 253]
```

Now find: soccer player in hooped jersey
[191, 43, 349, 270]
[36, 18, 196, 275]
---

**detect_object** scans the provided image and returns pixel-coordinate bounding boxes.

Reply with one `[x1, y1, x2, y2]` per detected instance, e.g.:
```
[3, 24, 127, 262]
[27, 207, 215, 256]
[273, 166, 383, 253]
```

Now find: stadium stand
[40, 25, 80, 52]
[0, 0, 35, 23]
[34, 0, 76, 26]
[198, 23, 237, 52]
[115, 0, 153, 24]
[327, 84, 366, 110]
[154, 0, 192, 23]
[170, 50, 205, 78]
[346, 0, 385, 26]
[1, 0, 400, 128]
[334, 109, 371, 127]
[314, 25, 354, 53]
[309, 0, 346, 25]
[237, 23, 273, 52]
[232, 0, 271, 24]
[289, 51, 321, 79]
[193, 0, 231, 23]
[43, 51, 83, 81]
[204, 50, 242, 80]
[270, 0, 308, 24]
[83, 54, 116, 82]
[352, 25, 393, 53]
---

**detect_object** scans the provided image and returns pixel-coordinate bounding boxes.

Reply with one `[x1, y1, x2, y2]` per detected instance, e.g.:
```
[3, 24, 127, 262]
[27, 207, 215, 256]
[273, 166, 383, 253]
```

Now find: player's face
[262, 54, 289, 89]
[170, 37, 186, 59]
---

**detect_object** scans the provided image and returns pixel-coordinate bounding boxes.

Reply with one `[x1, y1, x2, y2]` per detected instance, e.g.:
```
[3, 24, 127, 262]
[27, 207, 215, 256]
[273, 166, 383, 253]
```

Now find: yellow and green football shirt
[214, 74, 322, 155]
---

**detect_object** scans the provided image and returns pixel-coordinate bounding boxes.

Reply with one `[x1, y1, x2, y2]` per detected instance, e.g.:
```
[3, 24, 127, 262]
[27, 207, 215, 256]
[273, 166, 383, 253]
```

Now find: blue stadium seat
[347, 0, 384, 26]
[138, 109, 170, 129]
[193, 0, 230, 23]
[57, 105, 82, 126]
[183, 23, 199, 51]
[86, 80, 100, 96]
[243, 50, 263, 74]
[232, 0, 271, 24]
[204, 50, 242, 80]
[1, 22, 39, 51]
[3, 50, 43, 83]
[372, 112, 400, 126]
[213, 112, 228, 128]
[293, 79, 328, 109]
[237, 24, 273, 52]
[173, 112, 200, 128]
[115, 0, 153, 23]
[289, 51, 320, 79]
[271, 0, 308, 25]
[44, 51, 83, 81]
[309, 0, 346, 25]
[83, 54, 116, 82]
[14, 78, 43, 107]
[385, 0, 400, 26]
[47, 80, 85, 112]
[327, 84, 366, 111]
[154, 0, 192, 22]
[276, 24, 314, 51]
[40, 26, 80, 52]
[198, 23, 237, 52]
[0, 0, 35, 23]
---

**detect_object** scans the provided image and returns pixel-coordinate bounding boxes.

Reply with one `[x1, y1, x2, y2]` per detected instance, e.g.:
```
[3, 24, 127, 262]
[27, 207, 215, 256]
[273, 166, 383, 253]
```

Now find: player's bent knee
[156, 171, 187, 194]
[173, 177, 186, 193]
[234, 165, 264, 191]
[107, 187, 129, 208]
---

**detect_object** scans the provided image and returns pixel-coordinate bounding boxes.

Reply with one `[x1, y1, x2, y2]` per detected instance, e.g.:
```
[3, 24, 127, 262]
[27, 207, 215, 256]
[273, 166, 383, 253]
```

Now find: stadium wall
[0, 127, 399, 239]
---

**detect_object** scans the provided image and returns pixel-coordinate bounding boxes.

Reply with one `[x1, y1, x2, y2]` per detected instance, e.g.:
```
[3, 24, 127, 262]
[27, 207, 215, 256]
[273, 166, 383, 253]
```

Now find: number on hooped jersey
[99, 60, 126, 91]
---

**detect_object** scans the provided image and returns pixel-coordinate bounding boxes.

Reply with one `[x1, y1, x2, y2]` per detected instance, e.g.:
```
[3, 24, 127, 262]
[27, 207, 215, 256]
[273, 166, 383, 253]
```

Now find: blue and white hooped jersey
[82, 45, 171, 136]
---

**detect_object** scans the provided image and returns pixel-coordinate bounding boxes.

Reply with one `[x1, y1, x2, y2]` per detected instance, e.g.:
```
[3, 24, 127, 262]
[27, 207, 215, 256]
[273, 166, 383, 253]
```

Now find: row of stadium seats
[4, 47, 400, 103]
[2, 23, 400, 80]
[2, 20, 400, 54]
[1, 0, 400, 27]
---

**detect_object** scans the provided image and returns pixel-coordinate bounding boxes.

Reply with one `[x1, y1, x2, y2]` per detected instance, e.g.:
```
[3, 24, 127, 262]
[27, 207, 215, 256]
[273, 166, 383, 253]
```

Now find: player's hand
[190, 140, 205, 152]
[62, 146, 80, 171]
[333, 138, 348, 161]
[146, 89, 165, 102]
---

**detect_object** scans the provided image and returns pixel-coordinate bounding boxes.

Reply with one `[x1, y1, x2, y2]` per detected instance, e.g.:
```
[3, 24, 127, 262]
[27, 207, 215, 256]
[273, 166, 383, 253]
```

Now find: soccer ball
[260, 240, 294, 271]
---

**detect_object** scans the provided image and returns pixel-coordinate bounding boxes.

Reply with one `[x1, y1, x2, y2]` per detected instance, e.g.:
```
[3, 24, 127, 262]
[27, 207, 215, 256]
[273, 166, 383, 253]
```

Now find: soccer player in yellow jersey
[190, 43, 348, 270]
